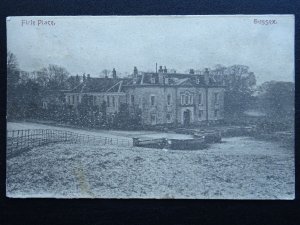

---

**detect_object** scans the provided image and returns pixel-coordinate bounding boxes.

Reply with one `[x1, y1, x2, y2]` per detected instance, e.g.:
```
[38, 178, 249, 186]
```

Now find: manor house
[65, 66, 225, 126]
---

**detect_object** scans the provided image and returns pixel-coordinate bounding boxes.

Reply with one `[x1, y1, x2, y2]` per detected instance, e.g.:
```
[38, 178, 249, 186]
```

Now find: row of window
[150, 113, 172, 124]
[150, 109, 220, 124]
[131, 95, 159, 106]
[66, 95, 118, 108]
[198, 109, 220, 118]
[130, 93, 219, 106]
[67, 95, 79, 105]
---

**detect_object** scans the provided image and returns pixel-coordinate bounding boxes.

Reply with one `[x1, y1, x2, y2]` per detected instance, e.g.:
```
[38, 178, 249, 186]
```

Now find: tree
[35, 64, 70, 90]
[7, 52, 20, 86]
[7, 52, 21, 119]
[257, 81, 294, 121]
[113, 103, 130, 128]
[219, 65, 257, 117]
[101, 69, 111, 78]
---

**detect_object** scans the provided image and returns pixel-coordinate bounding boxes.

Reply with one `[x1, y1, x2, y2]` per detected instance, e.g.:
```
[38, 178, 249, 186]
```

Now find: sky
[7, 15, 294, 84]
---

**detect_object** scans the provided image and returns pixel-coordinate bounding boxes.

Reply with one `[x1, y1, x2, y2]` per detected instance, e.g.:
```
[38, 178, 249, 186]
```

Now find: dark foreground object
[133, 132, 221, 150]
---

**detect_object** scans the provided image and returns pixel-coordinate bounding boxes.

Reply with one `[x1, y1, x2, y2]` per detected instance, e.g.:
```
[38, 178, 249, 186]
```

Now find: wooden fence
[7, 129, 132, 159]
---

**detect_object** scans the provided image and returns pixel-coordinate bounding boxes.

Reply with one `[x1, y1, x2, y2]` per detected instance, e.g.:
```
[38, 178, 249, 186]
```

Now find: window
[214, 109, 219, 118]
[199, 110, 204, 119]
[68, 96, 70, 104]
[189, 95, 193, 104]
[43, 102, 48, 109]
[107, 96, 110, 107]
[150, 114, 156, 125]
[151, 77, 155, 84]
[166, 113, 171, 122]
[77, 95, 79, 103]
[199, 93, 203, 105]
[185, 95, 189, 105]
[181, 92, 194, 105]
[167, 94, 171, 105]
[93, 96, 96, 105]
[151, 95, 155, 106]
[165, 77, 169, 84]
[214, 93, 219, 105]
[131, 95, 135, 105]
[72, 95, 74, 104]
[112, 96, 115, 107]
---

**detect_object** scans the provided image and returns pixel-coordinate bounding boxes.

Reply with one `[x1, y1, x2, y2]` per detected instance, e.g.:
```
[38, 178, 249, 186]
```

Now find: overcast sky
[7, 15, 294, 84]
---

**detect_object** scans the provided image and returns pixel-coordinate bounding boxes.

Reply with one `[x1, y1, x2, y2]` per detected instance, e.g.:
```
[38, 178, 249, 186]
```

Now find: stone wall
[125, 86, 176, 125]
[125, 85, 224, 125]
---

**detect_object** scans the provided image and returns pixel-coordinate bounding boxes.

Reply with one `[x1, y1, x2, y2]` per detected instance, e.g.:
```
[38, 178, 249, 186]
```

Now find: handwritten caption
[253, 19, 277, 25]
[21, 19, 55, 27]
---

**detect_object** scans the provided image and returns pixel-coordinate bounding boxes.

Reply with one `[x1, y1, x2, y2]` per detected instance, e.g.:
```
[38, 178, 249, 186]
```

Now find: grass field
[6, 123, 294, 199]
[7, 121, 193, 140]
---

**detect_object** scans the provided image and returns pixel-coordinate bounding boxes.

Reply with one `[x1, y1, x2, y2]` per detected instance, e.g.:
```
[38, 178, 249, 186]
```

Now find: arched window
[181, 92, 194, 105]
[185, 95, 189, 105]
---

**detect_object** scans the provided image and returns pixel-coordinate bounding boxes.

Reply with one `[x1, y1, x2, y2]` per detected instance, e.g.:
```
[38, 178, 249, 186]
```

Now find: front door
[183, 109, 191, 126]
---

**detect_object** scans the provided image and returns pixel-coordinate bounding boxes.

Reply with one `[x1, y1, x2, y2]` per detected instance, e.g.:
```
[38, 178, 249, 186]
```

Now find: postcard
[6, 15, 294, 199]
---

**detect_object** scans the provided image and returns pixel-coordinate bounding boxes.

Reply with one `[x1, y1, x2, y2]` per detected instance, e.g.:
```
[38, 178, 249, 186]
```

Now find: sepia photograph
[6, 15, 295, 199]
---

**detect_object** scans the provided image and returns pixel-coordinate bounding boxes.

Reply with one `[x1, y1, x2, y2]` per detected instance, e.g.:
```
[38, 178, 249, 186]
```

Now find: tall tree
[35, 64, 70, 90]
[216, 65, 257, 117]
[7, 52, 21, 119]
[101, 69, 111, 78]
[257, 81, 294, 120]
[7, 52, 20, 88]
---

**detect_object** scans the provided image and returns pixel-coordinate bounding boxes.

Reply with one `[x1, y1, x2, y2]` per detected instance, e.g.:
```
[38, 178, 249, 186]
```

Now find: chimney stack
[133, 66, 138, 77]
[158, 66, 163, 73]
[133, 66, 138, 84]
[163, 66, 167, 73]
[158, 65, 166, 84]
[83, 73, 86, 82]
[204, 68, 210, 85]
[189, 69, 195, 75]
[112, 68, 117, 79]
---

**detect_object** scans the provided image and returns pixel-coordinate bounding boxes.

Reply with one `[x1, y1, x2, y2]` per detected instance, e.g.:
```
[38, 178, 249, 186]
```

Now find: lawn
[6, 136, 294, 199]
[7, 121, 193, 140]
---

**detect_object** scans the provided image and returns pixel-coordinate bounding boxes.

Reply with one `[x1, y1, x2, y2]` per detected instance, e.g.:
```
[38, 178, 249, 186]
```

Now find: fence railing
[7, 129, 132, 158]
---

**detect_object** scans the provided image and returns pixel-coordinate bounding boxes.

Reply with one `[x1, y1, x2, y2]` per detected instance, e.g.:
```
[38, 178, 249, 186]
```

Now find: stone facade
[123, 85, 224, 126]
[64, 66, 225, 126]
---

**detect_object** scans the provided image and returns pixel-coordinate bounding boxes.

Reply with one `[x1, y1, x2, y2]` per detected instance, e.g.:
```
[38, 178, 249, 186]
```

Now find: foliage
[113, 104, 142, 129]
[257, 81, 294, 121]
[34, 64, 70, 90]
[9, 52, 293, 132]
[211, 64, 257, 117]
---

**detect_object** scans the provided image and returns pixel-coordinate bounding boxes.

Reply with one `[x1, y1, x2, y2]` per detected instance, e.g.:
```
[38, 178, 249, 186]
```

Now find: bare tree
[35, 64, 70, 90]
[101, 69, 111, 78]
[7, 51, 20, 86]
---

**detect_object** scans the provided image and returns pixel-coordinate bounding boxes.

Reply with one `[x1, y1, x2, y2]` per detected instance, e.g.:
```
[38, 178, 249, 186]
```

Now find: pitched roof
[125, 72, 216, 86]
[66, 72, 223, 94]
[68, 78, 130, 93]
